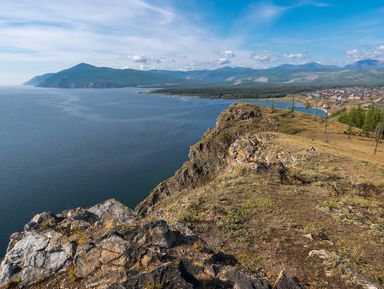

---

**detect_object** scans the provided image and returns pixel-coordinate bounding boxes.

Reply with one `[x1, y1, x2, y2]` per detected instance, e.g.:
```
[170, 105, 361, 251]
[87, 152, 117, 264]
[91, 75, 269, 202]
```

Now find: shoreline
[146, 89, 329, 116]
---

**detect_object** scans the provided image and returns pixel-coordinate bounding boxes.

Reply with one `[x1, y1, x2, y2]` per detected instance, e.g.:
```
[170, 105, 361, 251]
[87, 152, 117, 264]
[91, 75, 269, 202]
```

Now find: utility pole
[347, 123, 352, 139]
[292, 95, 295, 118]
[270, 100, 275, 113]
[323, 114, 329, 143]
[374, 122, 383, 155]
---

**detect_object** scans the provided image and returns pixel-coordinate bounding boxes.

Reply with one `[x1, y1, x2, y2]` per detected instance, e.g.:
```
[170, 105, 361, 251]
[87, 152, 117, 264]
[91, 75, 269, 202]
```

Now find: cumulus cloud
[0, 0, 247, 83]
[0, 0, 377, 84]
[251, 54, 272, 62]
[219, 50, 235, 58]
[131, 55, 149, 63]
[345, 44, 384, 60]
[345, 49, 360, 58]
[283, 53, 306, 59]
[217, 58, 231, 65]
[129, 55, 161, 64]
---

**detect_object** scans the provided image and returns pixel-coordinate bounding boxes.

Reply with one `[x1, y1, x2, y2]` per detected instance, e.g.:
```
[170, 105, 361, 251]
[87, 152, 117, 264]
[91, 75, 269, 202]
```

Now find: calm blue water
[0, 86, 325, 255]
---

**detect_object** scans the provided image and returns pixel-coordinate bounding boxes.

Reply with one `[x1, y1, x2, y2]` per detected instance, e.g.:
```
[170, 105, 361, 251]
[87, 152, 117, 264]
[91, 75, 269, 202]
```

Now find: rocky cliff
[136, 104, 280, 216]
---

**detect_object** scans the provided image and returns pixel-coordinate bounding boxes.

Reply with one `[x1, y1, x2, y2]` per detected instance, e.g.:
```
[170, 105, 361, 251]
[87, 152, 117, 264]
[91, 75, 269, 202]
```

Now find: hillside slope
[26, 63, 187, 88]
[138, 104, 384, 289]
[0, 104, 383, 289]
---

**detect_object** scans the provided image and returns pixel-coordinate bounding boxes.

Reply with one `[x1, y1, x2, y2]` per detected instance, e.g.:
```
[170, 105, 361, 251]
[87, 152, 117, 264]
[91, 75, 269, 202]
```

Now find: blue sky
[0, 0, 384, 84]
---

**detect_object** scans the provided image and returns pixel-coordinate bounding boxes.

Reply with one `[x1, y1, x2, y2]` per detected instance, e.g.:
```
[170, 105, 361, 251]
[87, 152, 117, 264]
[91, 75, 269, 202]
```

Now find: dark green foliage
[153, 84, 350, 99]
[362, 106, 383, 135]
[339, 105, 384, 136]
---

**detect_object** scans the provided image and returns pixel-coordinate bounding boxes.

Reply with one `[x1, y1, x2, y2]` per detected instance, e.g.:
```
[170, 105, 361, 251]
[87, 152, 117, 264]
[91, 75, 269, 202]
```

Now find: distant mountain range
[25, 59, 384, 88]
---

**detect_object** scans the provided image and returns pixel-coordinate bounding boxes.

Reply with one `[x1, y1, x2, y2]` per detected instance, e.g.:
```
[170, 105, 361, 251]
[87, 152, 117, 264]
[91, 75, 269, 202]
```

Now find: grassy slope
[144, 107, 384, 288]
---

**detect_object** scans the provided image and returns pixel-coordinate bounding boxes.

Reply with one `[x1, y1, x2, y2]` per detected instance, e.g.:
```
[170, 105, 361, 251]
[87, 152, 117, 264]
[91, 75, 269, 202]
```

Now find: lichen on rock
[0, 199, 297, 289]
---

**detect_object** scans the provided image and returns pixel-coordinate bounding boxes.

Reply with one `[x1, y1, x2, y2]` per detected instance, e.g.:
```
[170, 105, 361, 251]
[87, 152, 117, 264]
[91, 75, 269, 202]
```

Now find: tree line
[152, 84, 346, 99]
[338, 105, 384, 136]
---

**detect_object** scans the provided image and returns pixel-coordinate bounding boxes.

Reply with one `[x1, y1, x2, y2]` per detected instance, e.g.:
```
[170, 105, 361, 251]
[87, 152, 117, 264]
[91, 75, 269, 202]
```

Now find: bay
[0, 86, 325, 255]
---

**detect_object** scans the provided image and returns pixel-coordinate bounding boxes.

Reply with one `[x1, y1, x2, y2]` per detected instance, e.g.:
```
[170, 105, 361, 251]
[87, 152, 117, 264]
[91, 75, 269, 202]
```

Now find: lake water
[0, 86, 325, 255]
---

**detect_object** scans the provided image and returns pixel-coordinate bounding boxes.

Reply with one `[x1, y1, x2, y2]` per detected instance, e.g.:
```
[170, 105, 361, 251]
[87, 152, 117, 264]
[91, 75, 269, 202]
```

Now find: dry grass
[146, 107, 384, 288]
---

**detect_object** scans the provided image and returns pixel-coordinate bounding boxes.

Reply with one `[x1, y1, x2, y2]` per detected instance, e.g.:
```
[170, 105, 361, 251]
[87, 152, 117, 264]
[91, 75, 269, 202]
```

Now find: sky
[0, 0, 384, 84]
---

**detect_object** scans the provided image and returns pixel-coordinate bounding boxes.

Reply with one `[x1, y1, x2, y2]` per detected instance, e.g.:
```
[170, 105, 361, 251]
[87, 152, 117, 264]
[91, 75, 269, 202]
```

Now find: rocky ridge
[136, 104, 279, 216]
[0, 198, 303, 288]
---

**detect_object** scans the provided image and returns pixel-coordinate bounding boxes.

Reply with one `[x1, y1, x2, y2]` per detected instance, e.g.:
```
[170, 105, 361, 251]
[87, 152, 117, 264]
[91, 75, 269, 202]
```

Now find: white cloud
[246, 3, 288, 24]
[219, 50, 235, 59]
[283, 53, 306, 59]
[345, 44, 384, 60]
[239, 0, 329, 27]
[345, 49, 360, 58]
[132, 55, 149, 63]
[251, 54, 272, 62]
[130, 55, 161, 64]
[217, 58, 231, 65]
[0, 0, 247, 83]
[0, 0, 376, 85]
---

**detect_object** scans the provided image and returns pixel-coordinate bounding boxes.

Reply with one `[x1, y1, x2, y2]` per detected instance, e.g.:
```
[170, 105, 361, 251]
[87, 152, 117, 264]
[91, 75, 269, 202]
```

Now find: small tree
[314, 99, 319, 121]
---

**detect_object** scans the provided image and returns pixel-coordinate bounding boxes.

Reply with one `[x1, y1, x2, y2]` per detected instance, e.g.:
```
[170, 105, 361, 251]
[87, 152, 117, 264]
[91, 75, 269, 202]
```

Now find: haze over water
[0, 86, 325, 255]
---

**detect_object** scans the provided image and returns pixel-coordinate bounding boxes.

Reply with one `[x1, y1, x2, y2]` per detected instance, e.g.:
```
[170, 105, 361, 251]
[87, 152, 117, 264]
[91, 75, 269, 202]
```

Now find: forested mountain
[25, 59, 384, 88]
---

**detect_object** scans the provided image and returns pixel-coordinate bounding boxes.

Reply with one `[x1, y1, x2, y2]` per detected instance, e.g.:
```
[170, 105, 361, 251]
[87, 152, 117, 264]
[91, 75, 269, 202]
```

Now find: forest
[152, 84, 369, 99]
[338, 105, 384, 136]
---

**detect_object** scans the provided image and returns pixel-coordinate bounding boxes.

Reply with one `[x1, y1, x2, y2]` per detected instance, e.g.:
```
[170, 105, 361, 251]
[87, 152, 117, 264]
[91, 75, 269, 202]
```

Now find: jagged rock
[308, 249, 329, 259]
[215, 103, 262, 128]
[273, 271, 305, 289]
[225, 132, 306, 175]
[352, 274, 380, 289]
[0, 199, 271, 289]
[220, 268, 270, 289]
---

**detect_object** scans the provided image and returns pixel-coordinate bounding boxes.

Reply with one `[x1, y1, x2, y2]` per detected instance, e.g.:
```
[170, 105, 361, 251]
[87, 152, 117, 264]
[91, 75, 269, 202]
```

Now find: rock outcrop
[0, 199, 303, 289]
[136, 104, 280, 216]
[135, 103, 384, 288]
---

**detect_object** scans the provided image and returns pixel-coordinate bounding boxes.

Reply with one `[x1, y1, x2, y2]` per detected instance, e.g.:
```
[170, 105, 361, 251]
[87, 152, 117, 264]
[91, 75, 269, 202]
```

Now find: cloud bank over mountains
[0, 0, 383, 83]
[346, 44, 384, 61]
